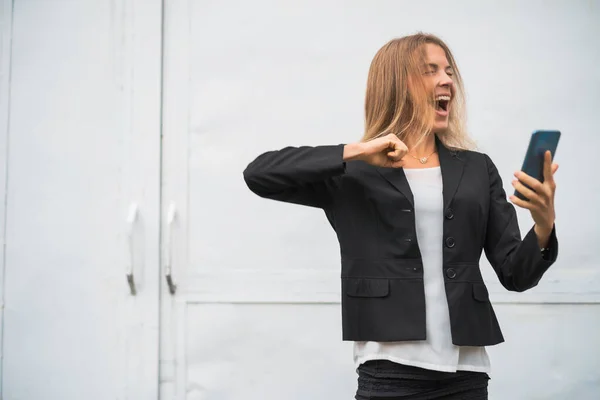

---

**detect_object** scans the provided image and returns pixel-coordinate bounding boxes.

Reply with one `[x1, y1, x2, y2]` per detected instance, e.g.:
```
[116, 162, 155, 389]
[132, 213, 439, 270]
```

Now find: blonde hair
[362, 33, 475, 151]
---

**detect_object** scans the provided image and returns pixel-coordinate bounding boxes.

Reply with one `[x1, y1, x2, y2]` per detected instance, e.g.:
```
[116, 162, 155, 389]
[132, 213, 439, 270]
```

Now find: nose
[438, 72, 453, 88]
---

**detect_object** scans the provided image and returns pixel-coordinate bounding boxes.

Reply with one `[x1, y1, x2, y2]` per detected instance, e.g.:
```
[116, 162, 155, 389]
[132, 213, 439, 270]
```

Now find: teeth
[436, 95, 451, 101]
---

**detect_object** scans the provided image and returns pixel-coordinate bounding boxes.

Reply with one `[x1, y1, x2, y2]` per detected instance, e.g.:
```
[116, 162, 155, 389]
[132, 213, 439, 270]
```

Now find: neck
[406, 134, 437, 157]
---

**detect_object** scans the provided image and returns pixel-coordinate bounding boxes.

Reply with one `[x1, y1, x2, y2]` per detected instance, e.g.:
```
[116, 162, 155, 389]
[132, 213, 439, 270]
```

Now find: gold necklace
[409, 150, 437, 164]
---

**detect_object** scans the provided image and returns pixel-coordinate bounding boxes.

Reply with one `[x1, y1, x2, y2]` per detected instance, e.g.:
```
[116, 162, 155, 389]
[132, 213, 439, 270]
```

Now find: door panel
[1, 1, 162, 398]
[160, 2, 366, 398]
[183, 304, 354, 399]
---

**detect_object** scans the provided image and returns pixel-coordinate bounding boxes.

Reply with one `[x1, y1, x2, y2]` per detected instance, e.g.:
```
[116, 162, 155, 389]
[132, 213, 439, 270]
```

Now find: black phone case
[514, 130, 560, 201]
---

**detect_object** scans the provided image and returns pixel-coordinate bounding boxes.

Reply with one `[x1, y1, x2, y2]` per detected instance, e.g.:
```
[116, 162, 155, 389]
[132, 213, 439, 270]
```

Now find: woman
[243, 33, 558, 399]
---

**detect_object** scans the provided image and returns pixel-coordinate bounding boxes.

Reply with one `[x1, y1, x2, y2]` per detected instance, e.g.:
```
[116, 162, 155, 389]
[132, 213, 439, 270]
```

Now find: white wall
[182, 304, 600, 399]
[1, 1, 599, 399]
[488, 304, 600, 399]
[162, 0, 600, 398]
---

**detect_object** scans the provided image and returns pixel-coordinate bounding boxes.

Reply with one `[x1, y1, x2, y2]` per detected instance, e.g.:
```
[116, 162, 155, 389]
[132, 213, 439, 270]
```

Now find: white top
[353, 166, 491, 374]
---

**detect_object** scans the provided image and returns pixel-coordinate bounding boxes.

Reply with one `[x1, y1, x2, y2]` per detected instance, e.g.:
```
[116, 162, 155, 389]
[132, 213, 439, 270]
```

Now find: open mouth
[435, 95, 451, 113]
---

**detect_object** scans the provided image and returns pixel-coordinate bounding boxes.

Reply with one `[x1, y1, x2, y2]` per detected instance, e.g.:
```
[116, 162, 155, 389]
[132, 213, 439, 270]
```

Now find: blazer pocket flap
[345, 278, 389, 298]
[472, 283, 489, 302]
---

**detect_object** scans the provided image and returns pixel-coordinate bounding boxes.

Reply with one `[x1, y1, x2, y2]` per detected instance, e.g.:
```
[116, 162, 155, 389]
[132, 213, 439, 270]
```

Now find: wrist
[343, 143, 365, 162]
[534, 223, 553, 248]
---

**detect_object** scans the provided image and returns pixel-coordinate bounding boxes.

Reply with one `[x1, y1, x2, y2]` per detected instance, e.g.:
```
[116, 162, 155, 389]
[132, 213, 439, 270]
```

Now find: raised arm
[483, 154, 558, 292]
[243, 144, 347, 208]
[243, 134, 409, 209]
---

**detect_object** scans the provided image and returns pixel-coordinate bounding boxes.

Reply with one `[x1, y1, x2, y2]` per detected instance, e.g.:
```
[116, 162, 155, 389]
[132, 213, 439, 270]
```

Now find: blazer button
[445, 237, 456, 248]
[445, 208, 454, 220]
[446, 268, 457, 279]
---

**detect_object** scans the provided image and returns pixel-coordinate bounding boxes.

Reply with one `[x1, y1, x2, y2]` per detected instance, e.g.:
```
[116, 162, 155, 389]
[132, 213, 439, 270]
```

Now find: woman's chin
[432, 122, 449, 133]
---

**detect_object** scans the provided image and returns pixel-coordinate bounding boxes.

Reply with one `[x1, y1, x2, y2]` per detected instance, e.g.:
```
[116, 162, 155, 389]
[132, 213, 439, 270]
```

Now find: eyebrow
[427, 63, 453, 71]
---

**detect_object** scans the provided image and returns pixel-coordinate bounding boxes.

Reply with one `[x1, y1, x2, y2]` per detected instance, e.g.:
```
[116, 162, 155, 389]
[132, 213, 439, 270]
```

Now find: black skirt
[355, 360, 490, 400]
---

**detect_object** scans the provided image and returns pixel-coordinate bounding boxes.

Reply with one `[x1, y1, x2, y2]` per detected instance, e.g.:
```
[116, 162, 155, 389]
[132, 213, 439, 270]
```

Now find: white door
[159, 1, 358, 399]
[1, 1, 162, 398]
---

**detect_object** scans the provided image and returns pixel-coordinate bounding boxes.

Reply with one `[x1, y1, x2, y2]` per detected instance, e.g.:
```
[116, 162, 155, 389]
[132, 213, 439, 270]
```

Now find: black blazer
[243, 135, 558, 346]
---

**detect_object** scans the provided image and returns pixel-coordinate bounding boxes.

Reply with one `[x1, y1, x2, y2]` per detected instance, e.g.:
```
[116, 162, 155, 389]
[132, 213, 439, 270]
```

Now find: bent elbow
[243, 165, 266, 196]
[501, 276, 542, 293]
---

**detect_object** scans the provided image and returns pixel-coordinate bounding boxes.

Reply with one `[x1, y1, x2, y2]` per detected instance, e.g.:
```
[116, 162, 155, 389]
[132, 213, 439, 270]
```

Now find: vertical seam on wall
[157, 0, 165, 398]
[0, 0, 14, 393]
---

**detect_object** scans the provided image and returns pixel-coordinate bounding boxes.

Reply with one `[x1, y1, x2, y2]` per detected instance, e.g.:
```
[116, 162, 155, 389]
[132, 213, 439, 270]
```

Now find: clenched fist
[343, 134, 408, 168]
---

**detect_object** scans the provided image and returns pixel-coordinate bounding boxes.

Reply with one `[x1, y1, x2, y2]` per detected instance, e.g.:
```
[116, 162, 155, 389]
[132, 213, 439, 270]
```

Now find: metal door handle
[126, 203, 138, 295]
[165, 203, 177, 295]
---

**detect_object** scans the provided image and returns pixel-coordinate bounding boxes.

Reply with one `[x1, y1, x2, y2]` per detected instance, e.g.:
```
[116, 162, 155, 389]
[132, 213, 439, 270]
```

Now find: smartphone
[514, 130, 561, 201]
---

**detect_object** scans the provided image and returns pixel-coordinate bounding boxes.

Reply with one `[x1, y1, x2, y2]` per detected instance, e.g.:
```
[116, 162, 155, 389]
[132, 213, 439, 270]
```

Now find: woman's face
[422, 43, 455, 132]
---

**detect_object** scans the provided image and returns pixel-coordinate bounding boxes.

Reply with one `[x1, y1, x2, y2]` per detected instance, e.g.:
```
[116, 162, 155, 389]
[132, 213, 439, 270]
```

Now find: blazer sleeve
[243, 144, 346, 209]
[483, 154, 558, 292]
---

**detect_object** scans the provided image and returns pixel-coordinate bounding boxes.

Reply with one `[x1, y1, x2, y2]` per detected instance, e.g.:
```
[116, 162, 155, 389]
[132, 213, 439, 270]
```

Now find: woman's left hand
[509, 150, 559, 247]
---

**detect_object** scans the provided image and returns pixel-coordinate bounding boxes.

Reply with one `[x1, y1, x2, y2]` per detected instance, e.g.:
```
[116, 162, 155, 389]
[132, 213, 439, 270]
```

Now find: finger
[372, 136, 395, 152]
[385, 134, 399, 146]
[510, 194, 535, 210]
[511, 180, 542, 205]
[383, 135, 397, 148]
[388, 139, 401, 153]
[543, 151, 554, 184]
[398, 142, 409, 155]
[549, 164, 559, 191]
[514, 170, 544, 194]
[387, 150, 403, 161]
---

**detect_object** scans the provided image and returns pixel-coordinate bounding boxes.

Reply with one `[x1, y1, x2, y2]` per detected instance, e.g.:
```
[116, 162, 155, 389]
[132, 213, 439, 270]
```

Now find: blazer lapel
[376, 166, 414, 207]
[436, 135, 465, 209]
[375, 135, 464, 209]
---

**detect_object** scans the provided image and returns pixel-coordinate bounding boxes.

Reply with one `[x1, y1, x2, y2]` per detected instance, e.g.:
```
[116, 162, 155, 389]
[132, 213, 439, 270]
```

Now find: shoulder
[455, 149, 497, 170]
[456, 150, 508, 195]
[454, 148, 485, 161]
[454, 149, 504, 188]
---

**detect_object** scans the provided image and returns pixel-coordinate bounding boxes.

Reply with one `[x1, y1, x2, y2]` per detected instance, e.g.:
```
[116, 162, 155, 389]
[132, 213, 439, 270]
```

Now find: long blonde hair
[362, 33, 475, 150]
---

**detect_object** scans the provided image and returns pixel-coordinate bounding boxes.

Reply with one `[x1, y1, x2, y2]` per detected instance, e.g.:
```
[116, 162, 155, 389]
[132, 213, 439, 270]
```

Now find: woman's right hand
[343, 134, 408, 168]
